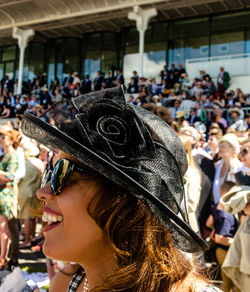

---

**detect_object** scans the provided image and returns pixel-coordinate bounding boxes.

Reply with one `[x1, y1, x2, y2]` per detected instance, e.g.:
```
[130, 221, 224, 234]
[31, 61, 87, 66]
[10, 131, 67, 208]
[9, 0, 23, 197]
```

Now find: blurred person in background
[179, 134, 201, 233]
[0, 129, 19, 269]
[228, 107, 245, 132]
[18, 140, 43, 248]
[221, 185, 250, 292]
[213, 106, 227, 132]
[206, 181, 239, 292]
[239, 139, 250, 173]
[206, 129, 223, 163]
[213, 134, 244, 205]
[217, 67, 230, 98]
[188, 107, 201, 125]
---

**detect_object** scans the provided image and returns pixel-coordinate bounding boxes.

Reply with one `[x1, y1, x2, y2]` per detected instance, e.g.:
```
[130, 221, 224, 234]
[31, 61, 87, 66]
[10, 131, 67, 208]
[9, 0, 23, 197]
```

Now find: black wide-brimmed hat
[21, 86, 207, 253]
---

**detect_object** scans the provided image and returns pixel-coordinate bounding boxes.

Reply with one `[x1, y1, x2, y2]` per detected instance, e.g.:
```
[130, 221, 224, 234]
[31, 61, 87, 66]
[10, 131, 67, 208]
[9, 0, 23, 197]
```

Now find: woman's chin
[43, 239, 60, 260]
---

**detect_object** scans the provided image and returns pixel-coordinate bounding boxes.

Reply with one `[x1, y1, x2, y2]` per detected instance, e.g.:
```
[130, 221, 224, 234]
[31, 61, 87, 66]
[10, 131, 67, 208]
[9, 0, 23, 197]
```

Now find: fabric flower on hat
[73, 89, 156, 166]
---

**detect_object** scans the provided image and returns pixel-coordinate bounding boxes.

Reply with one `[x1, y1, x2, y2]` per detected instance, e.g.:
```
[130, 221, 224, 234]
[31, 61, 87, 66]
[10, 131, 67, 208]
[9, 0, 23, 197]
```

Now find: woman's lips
[43, 206, 62, 216]
[43, 222, 61, 233]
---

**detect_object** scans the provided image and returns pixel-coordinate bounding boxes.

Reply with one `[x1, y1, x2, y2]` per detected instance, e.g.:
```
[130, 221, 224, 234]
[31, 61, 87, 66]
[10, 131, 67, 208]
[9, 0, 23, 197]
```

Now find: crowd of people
[0, 65, 249, 291]
[0, 65, 249, 135]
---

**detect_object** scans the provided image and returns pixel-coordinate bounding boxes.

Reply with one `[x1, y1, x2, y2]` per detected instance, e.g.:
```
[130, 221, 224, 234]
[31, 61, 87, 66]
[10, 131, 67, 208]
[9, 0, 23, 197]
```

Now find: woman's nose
[37, 183, 54, 201]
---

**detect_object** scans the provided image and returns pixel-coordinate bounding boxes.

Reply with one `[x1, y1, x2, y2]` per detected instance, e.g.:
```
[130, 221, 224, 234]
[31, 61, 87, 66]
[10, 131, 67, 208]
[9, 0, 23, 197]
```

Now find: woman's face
[218, 142, 235, 160]
[0, 134, 12, 148]
[207, 135, 218, 152]
[37, 151, 114, 264]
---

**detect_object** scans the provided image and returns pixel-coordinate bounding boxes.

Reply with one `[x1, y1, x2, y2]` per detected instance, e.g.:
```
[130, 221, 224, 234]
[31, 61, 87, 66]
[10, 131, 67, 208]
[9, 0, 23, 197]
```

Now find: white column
[12, 27, 35, 95]
[128, 6, 157, 77]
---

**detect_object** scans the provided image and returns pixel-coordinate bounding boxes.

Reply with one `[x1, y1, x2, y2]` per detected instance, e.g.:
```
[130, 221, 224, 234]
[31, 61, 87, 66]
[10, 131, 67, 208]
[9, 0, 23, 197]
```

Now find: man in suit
[178, 64, 186, 76]
[81, 75, 92, 94]
[93, 71, 104, 91]
[103, 72, 113, 88]
[217, 67, 230, 98]
[63, 72, 74, 88]
[188, 107, 201, 125]
[168, 64, 180, 88]
[160, 65, 168, 81]
[127, 78, 139, 94]
[132, 70, 139, 86]
[115, 69, 124, 86]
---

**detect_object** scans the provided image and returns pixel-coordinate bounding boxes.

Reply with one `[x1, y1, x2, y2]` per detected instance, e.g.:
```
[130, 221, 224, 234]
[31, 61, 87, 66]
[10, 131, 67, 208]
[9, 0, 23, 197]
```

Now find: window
[169, 18, 209, 39]
[2, 46, 16, 62]
[55, 38, 80, 83]
[123, 42, 166, 80]
[212, 11, 250, 33]
[0, 63, 3, 80]
[84, 34, 101, 80]
[28, 43, 45, 81]
[168, 36, 209, 65]
[211, 32, 244, 57]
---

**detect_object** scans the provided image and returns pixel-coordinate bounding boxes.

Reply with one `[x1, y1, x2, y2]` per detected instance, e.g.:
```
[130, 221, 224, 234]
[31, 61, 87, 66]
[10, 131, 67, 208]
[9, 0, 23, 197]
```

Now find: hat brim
[229, 108, 241, 115]
[21, 112, 207, 253]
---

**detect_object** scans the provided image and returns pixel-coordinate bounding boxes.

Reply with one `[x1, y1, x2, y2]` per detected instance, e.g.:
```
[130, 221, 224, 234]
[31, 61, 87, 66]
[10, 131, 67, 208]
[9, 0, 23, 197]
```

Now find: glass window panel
[126, 28, 139, 46]
[211, 32, 244, 57]
[152, 22, 168, 42]
[103, 33, 116, 50]
[29, 43, 45, 80]
[170, 18, 209, 39]
[101, 50, 117, 73]
[145, 25, 152, 43]
[48, 63, 55, 84]
[5, 62, 14, 80]
[84, 50, 101, 81]
[2, 46, 16, 61]
[55, 38, 80, 81]
[56, 63, 63, 84]
[125, 45, 138, 55]
[212, 11, 250, 32]
[124, 42, 166, 80]
[87, 34, 101, 50]
[23, 61, 29, 82]
[47, 41, 55, 85]
[0, 63, 3, 80]
[168, 36, 209, 66]
[245, 31, 250, 53]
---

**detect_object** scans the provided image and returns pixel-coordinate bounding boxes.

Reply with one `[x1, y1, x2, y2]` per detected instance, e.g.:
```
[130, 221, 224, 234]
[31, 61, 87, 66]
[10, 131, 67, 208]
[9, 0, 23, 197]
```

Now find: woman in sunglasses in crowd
[239, 139, 250, 173]
[21, 87, 221, 292]
[0, 129, 19, 269]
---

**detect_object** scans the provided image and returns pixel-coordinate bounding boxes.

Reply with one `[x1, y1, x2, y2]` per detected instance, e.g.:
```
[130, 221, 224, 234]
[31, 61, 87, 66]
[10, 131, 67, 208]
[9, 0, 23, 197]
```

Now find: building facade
[0, 0, 250, 89]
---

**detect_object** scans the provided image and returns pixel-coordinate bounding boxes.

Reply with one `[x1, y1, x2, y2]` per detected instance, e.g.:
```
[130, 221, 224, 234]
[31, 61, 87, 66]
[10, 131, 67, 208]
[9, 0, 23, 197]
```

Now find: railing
[186, 53, 250, 80]
[206, 107, 250, 121]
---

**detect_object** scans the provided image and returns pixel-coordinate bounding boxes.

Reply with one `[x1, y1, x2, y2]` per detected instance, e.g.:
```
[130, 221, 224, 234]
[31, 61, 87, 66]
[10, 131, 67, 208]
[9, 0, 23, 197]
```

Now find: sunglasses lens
[41, 169, 51, 188]
[240, 148, 248, 156]
[51, 159, 73, 195]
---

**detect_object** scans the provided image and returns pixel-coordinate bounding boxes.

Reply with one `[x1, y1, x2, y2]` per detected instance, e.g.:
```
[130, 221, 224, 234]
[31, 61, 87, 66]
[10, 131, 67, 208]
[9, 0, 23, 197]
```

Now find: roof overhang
[0, 0, 249, 45]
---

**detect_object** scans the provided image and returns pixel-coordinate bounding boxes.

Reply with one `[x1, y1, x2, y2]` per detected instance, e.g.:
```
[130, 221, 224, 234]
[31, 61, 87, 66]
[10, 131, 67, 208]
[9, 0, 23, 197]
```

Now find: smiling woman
[21, 87, 221, 292]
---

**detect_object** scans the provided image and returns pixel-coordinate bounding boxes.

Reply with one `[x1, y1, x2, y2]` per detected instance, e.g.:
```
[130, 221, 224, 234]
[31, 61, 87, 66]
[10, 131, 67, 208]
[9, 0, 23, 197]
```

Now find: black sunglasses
[239, 147, 249, 157]
[41, 157, 96, 196]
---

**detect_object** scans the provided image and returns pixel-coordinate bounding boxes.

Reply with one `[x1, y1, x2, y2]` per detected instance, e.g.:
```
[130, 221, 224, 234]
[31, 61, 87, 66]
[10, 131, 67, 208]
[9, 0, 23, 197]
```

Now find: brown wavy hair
[87, 179, 205, 291]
